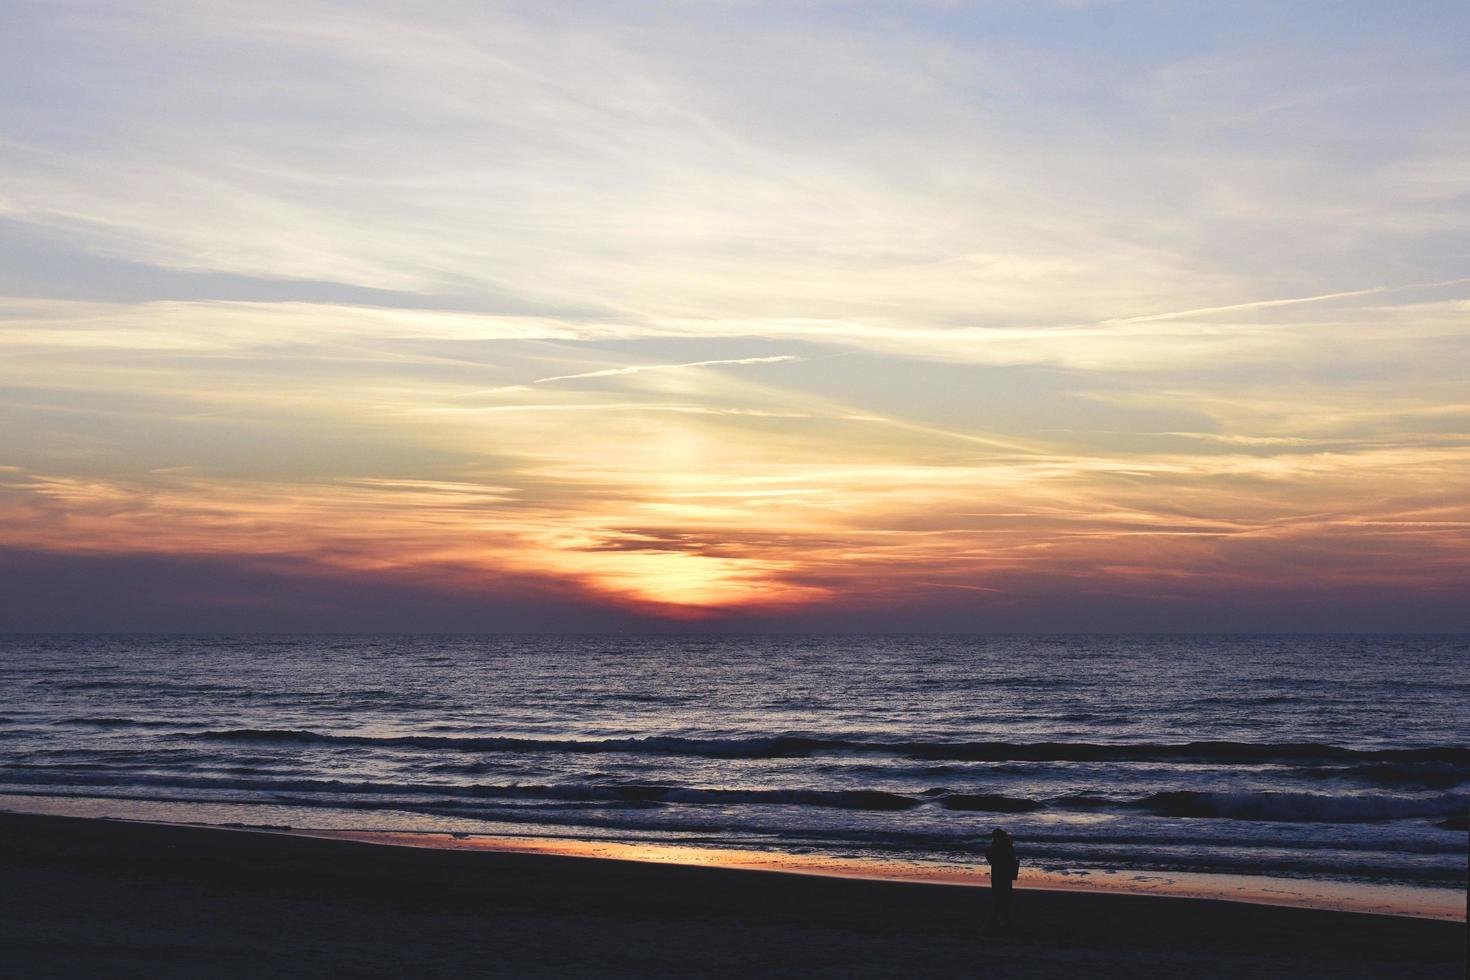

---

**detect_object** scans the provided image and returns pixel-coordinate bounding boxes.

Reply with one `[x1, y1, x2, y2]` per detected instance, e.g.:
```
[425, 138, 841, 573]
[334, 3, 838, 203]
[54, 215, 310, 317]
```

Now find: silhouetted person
[984, 827, 1019, 928]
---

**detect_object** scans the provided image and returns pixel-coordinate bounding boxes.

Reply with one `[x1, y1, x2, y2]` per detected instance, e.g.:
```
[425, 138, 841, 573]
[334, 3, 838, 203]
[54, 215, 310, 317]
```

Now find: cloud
[1113, 277, 1470, 324]
[8, 0, 1464, 325]
[1, 1, 1467, 627]
[497, 354, 803, 391]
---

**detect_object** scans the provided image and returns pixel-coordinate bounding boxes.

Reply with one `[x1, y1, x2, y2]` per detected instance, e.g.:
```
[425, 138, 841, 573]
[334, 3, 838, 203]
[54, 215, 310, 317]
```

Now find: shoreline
[3, 811, 1463, 978]
[2, 792, 1463, 922]
[298, 826, 1467, 922]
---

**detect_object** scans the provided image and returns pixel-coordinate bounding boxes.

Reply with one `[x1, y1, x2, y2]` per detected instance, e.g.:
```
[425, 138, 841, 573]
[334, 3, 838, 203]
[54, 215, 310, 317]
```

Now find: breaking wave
[174, 729, 1470, 766]
[1127, 790, 1470, 823]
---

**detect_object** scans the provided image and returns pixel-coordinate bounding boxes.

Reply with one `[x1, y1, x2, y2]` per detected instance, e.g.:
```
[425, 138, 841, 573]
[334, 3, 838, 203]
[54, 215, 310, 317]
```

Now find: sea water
[1, 634, 1465, 914]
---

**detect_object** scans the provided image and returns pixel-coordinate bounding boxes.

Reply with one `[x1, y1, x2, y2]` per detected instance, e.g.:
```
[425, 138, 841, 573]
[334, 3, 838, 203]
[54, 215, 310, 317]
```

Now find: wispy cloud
[1113, 277, 1470, 324]
[494, 355, 803, 391]
[1, 1, 1467, 625]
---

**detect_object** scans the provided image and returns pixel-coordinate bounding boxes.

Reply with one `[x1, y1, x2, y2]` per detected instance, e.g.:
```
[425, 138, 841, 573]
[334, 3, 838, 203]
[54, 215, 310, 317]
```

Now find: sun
[545, 549, 829, 615]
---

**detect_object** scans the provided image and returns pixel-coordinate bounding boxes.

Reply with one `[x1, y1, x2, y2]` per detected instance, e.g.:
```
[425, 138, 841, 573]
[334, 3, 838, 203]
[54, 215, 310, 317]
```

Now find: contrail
[1113, 276, 1470, 324]
[507, 355, 802, 389]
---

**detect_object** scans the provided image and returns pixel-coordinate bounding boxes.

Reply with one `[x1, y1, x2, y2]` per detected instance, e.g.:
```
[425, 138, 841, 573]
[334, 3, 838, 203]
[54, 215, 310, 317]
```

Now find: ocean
[2, 634, 1465, 916]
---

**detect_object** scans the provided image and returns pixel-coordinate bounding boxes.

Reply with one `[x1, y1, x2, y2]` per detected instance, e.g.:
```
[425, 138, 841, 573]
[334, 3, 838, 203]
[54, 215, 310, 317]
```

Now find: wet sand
[1, 811, 1462, 979]
[296, 825, 1467, 920]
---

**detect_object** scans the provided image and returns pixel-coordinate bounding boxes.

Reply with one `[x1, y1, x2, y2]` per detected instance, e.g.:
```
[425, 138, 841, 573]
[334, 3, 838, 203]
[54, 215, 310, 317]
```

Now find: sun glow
[2, 1, 1468, 629]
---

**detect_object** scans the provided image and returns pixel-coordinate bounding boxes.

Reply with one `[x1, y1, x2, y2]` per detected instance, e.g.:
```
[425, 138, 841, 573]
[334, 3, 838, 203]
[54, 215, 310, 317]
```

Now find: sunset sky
[2, 1, 1467, 631]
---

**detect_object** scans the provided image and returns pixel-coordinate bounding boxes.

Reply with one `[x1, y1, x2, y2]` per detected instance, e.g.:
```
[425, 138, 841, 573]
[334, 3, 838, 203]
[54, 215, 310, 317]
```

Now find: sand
[1, 811, 1462, 979]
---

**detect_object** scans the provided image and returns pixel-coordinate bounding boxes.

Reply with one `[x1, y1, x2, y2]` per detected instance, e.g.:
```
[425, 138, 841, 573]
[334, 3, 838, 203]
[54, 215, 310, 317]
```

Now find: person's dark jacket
[984, 839, 1019, 881]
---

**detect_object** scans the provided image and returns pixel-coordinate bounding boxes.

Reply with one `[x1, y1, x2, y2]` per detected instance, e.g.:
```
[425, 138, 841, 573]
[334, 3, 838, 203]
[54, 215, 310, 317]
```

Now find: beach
[5, 634, 1466, 922]
[2, 812, 1461, 979]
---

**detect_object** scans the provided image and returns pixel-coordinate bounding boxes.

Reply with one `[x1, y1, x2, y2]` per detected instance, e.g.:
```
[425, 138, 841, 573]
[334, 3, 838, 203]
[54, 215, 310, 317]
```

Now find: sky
[1, 0, 1468, 632]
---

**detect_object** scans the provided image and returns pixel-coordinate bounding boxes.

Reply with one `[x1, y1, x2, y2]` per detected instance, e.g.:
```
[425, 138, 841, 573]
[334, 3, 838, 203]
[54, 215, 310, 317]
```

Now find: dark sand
[1, 812, 1462, 979]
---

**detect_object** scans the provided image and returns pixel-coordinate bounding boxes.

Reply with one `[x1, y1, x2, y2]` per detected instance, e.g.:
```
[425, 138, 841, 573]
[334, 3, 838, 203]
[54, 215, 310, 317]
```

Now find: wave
[7, 760, 1465, 825]
[1124, 790, 1470, 823]
[174, 729, 1470, 766]
[0, 769, 932, 812]
[1293, 762, 1470, 790]
[0, 764, 1034, 815]
[939, 793, 1046, 813]
[5, 783, 1466, 888]
[36, 680, 242, 693]
[1182, 695, 1306, 707]
[57, 717, 199, 729]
